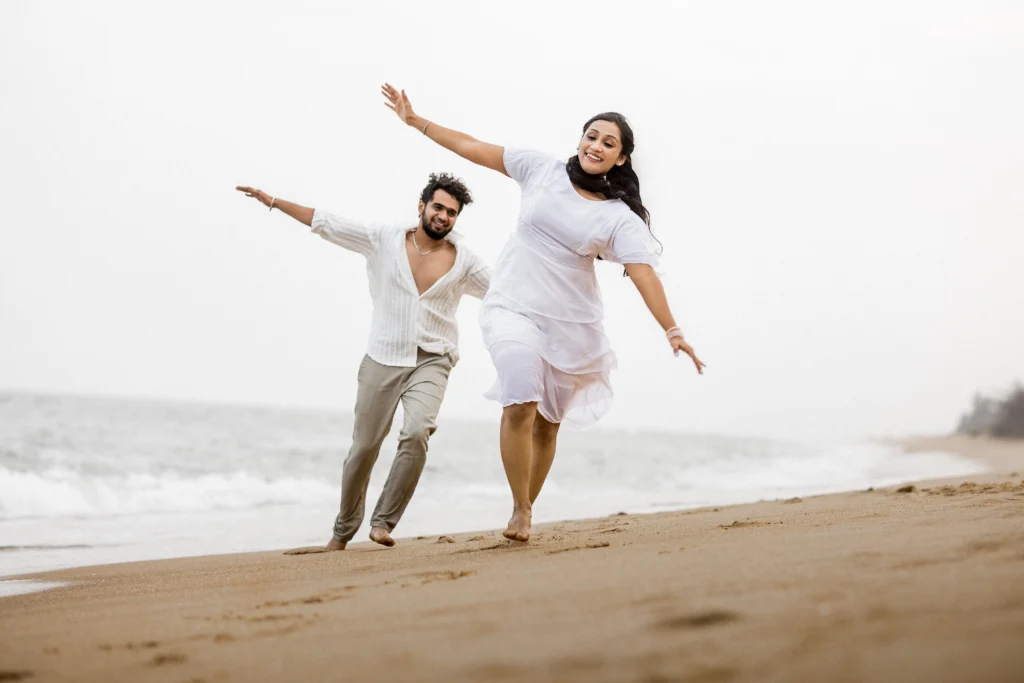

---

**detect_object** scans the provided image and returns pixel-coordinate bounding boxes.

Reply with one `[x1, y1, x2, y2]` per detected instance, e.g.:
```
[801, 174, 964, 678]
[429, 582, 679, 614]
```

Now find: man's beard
[419, 213, 450, 241]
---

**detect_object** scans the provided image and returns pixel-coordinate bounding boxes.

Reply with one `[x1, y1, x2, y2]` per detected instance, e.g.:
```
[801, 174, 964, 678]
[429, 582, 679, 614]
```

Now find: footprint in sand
[718, 520, 777, 530]
[546, 542, 611, 555]
[149, 653, 187, 666]
[282, 546, 335, 555]
[455, 541, 514, 553]
[658, 610, 741, 630]
[98, 641, 159, 652]
[256, 590, 351, 609]
[413, 570, 477, 584]
[0, 672, 34, 682]
[923, 481, 1024, 496]
[965, 539, 1006, 553]
[243, 614, 304, 623]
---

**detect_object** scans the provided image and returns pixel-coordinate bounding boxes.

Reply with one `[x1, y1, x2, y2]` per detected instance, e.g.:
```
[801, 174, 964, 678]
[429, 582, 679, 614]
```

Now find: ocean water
[0, 392, 986, 581]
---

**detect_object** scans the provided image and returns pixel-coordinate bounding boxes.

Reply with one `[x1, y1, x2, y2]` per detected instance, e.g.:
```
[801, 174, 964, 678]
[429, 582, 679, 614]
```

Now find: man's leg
[369, 352, 452, 543]
[330, 356, 407, 547]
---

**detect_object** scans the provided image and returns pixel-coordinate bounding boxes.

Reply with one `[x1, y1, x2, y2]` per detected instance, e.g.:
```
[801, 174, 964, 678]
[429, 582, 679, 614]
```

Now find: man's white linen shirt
[311, 209, 491, 367]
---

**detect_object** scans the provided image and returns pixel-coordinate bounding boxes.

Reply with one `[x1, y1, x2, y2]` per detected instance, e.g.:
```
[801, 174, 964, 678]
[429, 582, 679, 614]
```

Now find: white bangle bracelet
[421, 120, 431, 135]
[666, 328, 684, 341]
[269, 197, 275, 211]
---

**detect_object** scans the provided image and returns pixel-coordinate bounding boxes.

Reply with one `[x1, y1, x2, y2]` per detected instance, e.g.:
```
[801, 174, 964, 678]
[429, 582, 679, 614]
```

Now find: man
[236, 174, 490, 550]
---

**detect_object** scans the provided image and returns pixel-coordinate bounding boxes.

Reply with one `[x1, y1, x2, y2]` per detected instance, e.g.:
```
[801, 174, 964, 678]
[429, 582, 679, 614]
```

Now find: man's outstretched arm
[236, 186, 314, 225]
[236, 185, 374, 256]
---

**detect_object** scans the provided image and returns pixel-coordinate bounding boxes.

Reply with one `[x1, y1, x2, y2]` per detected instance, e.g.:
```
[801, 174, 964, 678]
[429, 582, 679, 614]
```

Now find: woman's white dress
[479, 147, 661, 427]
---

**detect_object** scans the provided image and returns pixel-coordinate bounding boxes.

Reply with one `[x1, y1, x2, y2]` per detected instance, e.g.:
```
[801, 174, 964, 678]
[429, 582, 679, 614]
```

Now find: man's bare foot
[503, 508, 531, 542]
[369, 526, 396, 547]
[283, 537, 346, 555]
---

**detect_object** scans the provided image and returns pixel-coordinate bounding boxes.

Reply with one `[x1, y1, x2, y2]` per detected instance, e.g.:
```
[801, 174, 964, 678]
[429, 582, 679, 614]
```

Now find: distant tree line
[957, 384, 1024, 438]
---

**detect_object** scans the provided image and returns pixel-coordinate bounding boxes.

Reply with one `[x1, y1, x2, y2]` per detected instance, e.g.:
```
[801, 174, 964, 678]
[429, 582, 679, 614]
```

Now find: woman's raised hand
[382, 83, 417, 127]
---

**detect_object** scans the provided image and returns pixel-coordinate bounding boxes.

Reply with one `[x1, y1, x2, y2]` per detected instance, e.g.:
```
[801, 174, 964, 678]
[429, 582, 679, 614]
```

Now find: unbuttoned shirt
[311, 209, 491, 367]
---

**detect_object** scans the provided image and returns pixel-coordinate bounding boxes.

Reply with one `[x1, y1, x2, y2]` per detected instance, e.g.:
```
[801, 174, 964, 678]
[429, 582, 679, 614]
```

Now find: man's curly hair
[420, 172, 473, 213]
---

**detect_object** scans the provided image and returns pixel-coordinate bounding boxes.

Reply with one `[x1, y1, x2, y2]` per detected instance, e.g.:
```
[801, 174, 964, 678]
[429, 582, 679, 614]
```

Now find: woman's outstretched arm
[624, 263, 705, 374]
[382, 83, 509, 177]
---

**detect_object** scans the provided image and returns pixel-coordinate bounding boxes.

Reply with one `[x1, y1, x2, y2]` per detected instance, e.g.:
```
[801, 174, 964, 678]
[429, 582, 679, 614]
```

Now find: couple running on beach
[237, 84, 705, 547]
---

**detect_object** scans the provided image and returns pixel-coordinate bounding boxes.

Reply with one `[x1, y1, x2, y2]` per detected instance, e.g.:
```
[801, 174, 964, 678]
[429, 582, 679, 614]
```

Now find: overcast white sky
[1, 0, 1021, 441]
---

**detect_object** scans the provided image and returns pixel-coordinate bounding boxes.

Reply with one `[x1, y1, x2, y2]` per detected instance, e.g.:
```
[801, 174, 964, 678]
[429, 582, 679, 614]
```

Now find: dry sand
[1, 436, 1022, 682]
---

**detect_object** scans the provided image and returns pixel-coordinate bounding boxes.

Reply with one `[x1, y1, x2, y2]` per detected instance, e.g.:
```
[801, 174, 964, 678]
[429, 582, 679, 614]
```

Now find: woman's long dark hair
[566, 112, 661, 268]
[566, 112, 651, 227]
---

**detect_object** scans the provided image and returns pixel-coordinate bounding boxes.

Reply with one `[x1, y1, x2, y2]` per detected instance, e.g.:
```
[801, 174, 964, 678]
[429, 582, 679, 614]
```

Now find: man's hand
[236, 186, 274, 209]
[235, 187, 313, 226]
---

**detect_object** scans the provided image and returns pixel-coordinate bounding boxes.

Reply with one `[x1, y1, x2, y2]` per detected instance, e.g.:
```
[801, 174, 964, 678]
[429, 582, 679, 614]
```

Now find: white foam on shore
[0, 580, 68, 598]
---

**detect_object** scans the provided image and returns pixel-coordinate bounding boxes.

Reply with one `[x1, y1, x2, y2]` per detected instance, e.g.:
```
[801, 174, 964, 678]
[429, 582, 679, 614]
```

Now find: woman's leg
[500, 402, 537, 541]
[530, 414, 560, 504]
[489, 341, 547, 542]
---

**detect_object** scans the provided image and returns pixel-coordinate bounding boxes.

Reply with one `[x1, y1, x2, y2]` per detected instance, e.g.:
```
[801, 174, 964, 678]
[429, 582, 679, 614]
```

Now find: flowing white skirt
[480, 294, 616, 427]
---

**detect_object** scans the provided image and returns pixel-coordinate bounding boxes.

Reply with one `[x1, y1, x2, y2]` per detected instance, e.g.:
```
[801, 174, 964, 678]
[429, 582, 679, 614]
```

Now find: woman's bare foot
[503, 507, 532, 542]
[369, 526, 396, 547]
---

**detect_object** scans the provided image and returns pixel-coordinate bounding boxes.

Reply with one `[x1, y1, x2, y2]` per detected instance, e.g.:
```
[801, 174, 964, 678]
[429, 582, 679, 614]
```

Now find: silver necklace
[412, 229, 446, 256]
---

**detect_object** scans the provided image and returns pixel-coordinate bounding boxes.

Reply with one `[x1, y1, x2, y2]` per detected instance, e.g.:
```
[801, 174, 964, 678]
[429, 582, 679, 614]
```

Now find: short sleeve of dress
[601, 211, 661, 267]
[503, 147, 554, 188]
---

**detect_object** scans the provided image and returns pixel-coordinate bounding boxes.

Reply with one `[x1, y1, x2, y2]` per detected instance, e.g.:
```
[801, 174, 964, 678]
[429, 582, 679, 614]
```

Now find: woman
[382, 84, 705, 542]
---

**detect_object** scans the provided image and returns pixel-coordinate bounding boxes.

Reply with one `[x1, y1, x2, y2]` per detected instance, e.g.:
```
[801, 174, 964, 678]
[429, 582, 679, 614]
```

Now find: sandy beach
[1, 436, 1022, 683]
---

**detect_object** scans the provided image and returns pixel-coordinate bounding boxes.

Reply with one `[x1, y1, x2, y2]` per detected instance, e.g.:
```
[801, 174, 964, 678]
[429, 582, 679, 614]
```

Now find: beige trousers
[332, 351, 452, 543]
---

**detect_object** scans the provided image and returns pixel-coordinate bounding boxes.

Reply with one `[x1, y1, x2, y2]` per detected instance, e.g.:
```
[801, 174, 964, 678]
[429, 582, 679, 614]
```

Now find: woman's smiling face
[577, 119, 627, 175]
